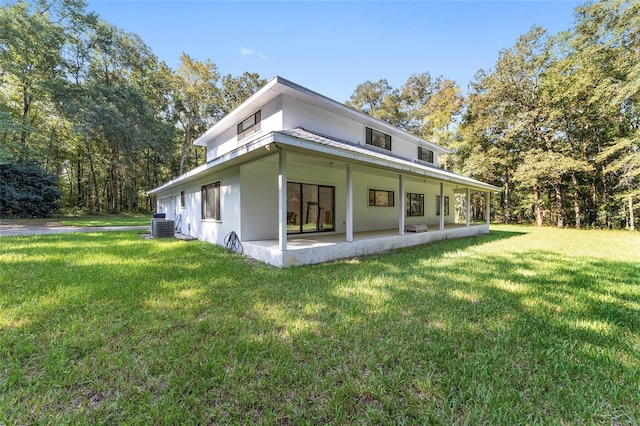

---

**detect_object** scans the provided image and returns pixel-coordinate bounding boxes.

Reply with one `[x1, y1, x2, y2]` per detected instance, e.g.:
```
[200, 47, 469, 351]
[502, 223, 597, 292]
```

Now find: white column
[399, 174, 405, 235]
[278, 150, 287, 251]
[439, 182, 445, 231]
[486, 191, 491, 225]
[346, 164, 353, 242]
[466, 187, 471, 227]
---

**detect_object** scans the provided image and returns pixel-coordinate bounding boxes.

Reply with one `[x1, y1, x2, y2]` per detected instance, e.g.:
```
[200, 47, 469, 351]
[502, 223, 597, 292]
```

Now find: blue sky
[87, 1, 582, 102]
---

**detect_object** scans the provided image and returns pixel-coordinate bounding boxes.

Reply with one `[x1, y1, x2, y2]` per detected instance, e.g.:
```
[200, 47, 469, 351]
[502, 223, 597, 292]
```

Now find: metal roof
[275, 128, 500, 192]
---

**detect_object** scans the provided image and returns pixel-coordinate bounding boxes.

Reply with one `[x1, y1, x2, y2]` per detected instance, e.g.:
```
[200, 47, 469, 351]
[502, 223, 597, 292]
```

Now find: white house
[148, 76, 500, 267]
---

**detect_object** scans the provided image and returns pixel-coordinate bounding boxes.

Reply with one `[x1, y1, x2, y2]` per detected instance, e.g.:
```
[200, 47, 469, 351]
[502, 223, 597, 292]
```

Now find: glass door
[319, 186, 334, 231]
[287, 182, 335, 234]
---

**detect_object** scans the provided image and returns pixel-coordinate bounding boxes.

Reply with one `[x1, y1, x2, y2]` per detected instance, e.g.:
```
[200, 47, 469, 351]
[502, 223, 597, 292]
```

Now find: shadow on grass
[1, 229, 639, 424]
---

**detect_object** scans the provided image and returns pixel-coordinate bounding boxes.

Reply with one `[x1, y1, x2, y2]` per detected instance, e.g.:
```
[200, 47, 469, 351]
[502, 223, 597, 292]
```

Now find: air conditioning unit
[151, 219, 175, 238]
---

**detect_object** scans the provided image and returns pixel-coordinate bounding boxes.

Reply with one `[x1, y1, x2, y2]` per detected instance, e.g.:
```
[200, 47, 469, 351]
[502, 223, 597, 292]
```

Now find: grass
[1, 225, 639, 424]
[1, 215, 150, 227]
[57, 215, 151, 227]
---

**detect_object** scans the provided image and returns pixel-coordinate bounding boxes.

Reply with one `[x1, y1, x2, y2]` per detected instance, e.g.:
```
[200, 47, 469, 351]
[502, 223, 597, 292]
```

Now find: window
[366, 127, 391, 151]
[287, 183, 334, 234]
[406, 193, 424, 217]
[436, 195, 450, 216]
[180, 191, 185, 209]
[237, 110, 261, 141]
[369, 189, 394, 207]
[201, 182, 220, 220]
[418, 147, 434, 163]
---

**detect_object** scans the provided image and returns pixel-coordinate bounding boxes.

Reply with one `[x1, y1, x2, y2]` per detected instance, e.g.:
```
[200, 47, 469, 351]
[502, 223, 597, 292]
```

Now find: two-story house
[148, 76, 500, 267]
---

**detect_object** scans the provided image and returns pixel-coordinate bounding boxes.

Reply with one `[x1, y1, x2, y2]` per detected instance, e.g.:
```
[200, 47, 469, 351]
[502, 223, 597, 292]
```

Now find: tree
[53, 19, 175, 213]
[346, 79, 407, 127]
[170, 53, 221, 175]
[571, 0, 640, 229]
[220, 72, 267, 115]
[346, 74, 464, 145]
[1, 0, 270, 215]
[0, 0, 65, 159]
[415, 77, 463, 151]
[456, 27, 555, 225]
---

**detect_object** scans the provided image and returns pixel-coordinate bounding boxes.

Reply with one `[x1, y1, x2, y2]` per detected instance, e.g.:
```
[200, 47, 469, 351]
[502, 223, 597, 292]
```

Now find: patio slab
[243, 224, 489, 267]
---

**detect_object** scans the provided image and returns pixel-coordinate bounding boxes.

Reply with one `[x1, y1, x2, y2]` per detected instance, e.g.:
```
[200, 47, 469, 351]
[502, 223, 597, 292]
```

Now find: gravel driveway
[0, 221, 150, 237]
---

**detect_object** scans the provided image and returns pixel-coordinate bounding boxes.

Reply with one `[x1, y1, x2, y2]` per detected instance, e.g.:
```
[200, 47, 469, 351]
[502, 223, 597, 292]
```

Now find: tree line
[346, 0, 638, 230]
[0, 0, 265, 215]
[1, 0, 637, 229]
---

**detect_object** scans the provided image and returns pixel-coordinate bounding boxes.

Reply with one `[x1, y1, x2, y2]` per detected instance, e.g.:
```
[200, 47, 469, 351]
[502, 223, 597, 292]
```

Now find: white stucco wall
[282, 96, 361, 144]
[155, 155, 457, 248]
[281, 95, 435, 165]
[202, 93, 439, 167]
[154, 166, 241, 246]
[157, 196, 174, 219]
[234, 154, 457, 241]
[206, 95, 283, 162]
[345, 168, 453, 232]
[240, 158, 279, 240]
[286, 158, 346, 234]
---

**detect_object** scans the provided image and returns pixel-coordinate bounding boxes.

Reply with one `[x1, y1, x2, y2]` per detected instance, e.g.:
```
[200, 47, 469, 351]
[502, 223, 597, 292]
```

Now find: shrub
[0, 161, 62, 218]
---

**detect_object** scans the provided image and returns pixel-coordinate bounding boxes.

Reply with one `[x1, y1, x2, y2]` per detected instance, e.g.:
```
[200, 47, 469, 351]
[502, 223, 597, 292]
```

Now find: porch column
[399, 174, 405, 235]
[346, 164, 353, 242]
[439, 182, 444, 231]
[278, 150, 287, 251]
[466, 187, 470, 227]
[486, 191, 491, 225]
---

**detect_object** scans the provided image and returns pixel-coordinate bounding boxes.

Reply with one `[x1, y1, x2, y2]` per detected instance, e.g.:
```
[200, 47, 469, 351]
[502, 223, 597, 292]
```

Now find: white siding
[402, 178, 455, 227]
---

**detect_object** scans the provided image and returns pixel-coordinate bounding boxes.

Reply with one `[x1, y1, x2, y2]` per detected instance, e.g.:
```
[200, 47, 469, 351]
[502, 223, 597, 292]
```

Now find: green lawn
[57, 215, 151, 227]
[1, 215, 151, 227]
[1, 225, 639, 424]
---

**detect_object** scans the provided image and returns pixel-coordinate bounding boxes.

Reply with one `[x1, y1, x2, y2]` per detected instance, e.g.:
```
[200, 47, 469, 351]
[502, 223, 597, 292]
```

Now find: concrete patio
[243, 223, 490, 267]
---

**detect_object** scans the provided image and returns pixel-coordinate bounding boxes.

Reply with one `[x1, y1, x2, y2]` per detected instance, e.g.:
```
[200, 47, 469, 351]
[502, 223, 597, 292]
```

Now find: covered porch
[236, 130, 499, 267]
[244, 223, 490, 267]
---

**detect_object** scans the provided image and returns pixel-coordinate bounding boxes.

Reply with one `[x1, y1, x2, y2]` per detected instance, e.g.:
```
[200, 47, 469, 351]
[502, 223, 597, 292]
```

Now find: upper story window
[237, 110, 261, 141]
[366, 127, 391, 151]
[418, 146, 434, 163]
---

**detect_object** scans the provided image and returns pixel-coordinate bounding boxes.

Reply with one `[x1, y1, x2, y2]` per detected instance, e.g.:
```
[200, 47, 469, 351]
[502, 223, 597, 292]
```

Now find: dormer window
[366, 127, 391, 151]
[237, 110, 261, 141]
[418, 146, 434, 163]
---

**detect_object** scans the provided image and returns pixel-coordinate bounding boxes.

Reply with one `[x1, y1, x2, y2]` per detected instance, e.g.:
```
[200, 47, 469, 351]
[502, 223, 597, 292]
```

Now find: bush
[0, 162, 62, 218]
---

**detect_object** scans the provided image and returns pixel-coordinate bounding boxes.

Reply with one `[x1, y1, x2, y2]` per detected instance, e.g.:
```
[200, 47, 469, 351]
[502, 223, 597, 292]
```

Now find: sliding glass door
[287, 182, 334, 234]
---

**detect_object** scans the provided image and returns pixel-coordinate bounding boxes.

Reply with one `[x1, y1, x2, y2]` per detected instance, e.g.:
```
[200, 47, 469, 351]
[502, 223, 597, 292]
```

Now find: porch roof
[276, 128, 500, 192]
[147, 128, 500, 195]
